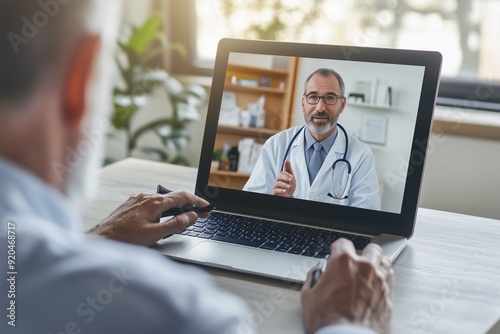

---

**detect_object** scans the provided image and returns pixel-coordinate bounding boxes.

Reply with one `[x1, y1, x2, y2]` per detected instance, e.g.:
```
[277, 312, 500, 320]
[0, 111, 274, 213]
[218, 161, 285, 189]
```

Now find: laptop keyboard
[176, 212, 371, 258]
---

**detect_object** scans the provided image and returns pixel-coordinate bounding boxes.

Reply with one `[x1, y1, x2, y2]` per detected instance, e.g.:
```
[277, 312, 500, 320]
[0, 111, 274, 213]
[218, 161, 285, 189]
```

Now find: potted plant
[111, 13, 206, 165]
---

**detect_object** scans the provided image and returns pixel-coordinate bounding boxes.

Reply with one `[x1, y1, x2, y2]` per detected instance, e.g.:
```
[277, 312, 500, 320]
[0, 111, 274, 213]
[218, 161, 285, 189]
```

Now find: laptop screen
[196, 39, 442, 238]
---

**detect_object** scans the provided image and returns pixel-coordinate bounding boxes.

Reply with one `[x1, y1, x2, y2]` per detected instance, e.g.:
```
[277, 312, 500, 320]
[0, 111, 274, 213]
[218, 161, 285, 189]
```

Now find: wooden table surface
[78, 158, 500, 334]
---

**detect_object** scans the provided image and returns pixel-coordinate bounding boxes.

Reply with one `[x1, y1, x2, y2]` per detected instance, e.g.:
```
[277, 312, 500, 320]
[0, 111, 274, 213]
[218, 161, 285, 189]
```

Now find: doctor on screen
[243, 68, 380, 210]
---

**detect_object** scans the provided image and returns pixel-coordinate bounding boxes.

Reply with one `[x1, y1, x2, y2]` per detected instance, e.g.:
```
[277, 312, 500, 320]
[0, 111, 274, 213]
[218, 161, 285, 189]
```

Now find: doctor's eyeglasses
[304, 93, 343, 106]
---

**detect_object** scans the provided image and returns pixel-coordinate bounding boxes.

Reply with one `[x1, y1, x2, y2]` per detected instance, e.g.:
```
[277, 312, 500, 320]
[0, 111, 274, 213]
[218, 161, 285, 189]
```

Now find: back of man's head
[0, 0, 120, 200]
[0, 0, 118, 105]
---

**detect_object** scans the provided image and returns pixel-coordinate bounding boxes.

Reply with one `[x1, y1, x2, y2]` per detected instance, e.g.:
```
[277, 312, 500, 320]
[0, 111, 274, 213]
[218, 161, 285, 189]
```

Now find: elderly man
[0, 1, 393, 333]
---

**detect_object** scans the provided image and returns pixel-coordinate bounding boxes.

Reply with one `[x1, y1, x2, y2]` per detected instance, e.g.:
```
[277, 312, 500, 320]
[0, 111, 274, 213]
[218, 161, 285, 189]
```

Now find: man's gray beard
[305, 112, 335, 135]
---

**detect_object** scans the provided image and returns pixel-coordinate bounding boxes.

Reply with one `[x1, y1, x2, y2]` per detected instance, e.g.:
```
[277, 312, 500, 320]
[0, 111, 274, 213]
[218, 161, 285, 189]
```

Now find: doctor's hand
[301, 239, 394, 334]
[86, 192, 210, 247]
[273, 160, 296, 197]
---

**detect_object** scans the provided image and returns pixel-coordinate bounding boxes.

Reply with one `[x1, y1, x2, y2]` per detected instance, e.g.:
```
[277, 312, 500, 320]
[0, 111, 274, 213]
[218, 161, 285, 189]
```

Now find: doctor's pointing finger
[273, 160, 296, 197]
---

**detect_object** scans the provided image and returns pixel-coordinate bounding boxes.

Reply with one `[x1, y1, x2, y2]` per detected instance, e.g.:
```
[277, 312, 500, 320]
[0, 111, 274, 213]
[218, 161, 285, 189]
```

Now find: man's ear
[339, 96, 347, 113]
[63, 35, 101, 126]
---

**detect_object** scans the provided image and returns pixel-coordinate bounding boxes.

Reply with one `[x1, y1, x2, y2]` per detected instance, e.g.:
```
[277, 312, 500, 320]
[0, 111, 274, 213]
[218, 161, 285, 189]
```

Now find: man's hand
[273, 160, 296, 197]
[86, 192, 210, 246]
[301, 239, 394, 334]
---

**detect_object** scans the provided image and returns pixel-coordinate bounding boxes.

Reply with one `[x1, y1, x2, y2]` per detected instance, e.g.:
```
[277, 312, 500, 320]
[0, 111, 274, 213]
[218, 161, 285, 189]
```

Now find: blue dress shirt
[0, 156, 375, 334]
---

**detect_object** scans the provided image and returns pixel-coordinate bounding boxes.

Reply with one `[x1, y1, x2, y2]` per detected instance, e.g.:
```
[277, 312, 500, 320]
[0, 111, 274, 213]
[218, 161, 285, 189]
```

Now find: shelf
[227, 64, 289, 77]
[224, 83, 286, 95]
[349, 102, 392, 110]
[211, 58, 297, 191]
[217, 125, 279, 137]
[210, 170, 251, 178]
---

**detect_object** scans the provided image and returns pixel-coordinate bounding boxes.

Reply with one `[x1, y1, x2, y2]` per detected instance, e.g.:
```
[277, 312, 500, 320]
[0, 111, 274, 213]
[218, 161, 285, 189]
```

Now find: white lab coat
[244, 126, 381, 210]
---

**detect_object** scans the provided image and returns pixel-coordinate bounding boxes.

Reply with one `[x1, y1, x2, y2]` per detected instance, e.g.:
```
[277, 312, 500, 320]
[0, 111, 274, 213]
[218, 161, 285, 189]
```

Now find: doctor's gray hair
[303, 68, 346, 97]
[0, 0, 119, 105]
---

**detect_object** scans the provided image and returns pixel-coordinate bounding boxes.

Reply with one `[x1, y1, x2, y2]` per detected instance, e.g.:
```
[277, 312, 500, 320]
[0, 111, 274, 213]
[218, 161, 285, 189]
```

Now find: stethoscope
[281, 124, 352, 200]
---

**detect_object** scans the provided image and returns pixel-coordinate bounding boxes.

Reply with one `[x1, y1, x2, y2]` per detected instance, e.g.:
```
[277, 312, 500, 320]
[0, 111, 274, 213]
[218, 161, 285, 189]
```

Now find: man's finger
[361, 243, 383, 267]
[276, 171, 293, 183]
[284, 160, 294, 176]
[383, 257, 395, 289]
[329, 238, 357, 260]
[161, 191, 210, 213]
[301, 265, 316, 293]
[156, 211, 199, 236]
[275, 181, 290, 189]
[315, 239, 357, 284]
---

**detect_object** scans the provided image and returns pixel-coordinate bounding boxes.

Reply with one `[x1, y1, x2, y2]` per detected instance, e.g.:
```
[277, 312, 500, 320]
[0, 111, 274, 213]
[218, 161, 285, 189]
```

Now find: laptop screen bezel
[195, 38, 442, 239]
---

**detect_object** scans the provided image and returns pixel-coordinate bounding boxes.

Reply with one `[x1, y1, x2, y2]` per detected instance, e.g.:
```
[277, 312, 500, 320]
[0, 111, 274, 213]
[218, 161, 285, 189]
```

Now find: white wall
[293, 59, 425, 213]
[419, 129, 500, 220]
[122, 0, 153, 26]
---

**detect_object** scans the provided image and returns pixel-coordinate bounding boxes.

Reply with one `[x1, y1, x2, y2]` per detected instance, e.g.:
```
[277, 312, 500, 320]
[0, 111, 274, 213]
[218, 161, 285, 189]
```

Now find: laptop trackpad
[180, 241, 318, 282]
[181, 241, 265, 268]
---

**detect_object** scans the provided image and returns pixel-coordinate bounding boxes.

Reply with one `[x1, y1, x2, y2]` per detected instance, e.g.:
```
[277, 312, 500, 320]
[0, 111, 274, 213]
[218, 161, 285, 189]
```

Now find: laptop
[155, 38, 442, 283]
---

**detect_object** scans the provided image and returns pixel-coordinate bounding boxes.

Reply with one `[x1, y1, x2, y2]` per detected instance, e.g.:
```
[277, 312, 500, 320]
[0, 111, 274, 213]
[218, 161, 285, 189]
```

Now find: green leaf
[184, 84, 207, 100]
[154, 123, 173, 139]
[163, 76, 184, 95]
[121, 44, 141, 67]
[164, 139, 180, 156]
[111, 101, 139, 129]
[156, 127, 189, 155]
[166, 42, 187, 58]
[128, 14, 162, 55]
[134, 69, 169, 87]
[103, 157, 117, 166]
[176, 103, 200, 121]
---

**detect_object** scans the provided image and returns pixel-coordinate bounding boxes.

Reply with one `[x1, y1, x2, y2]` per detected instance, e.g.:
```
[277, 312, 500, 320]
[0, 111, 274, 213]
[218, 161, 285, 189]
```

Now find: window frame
[166, 0, 213, 77]
[166, 0, 500, 112]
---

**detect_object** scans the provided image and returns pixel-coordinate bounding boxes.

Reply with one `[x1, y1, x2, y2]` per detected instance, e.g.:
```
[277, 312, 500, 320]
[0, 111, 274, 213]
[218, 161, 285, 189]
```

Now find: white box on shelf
[219, 91, 241, 126]
[238, 138, 263, 174]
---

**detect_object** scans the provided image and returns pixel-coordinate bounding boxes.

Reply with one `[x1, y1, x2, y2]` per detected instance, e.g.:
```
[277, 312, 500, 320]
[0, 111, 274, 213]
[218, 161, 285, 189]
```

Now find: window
[167, 0, 500, 111]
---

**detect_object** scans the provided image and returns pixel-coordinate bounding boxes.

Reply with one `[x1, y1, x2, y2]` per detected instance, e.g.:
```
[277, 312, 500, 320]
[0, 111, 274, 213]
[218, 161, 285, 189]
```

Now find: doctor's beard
[304, 111, 337, 136]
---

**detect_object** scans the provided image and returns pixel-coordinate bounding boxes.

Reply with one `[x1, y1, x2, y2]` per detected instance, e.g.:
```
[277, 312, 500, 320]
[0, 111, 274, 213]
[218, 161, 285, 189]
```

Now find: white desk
[78, 158, 500, 333]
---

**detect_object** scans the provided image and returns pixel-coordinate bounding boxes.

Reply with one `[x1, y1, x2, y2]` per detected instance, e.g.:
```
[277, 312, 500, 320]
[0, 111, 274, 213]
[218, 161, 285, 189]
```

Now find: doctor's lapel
[289, 132, 309, 190]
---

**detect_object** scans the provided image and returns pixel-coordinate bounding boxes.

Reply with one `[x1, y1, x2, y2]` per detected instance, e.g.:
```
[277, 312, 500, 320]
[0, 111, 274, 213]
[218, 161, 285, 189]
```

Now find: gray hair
[0, 0, 118, 103]
[303, 68, 346, 97]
